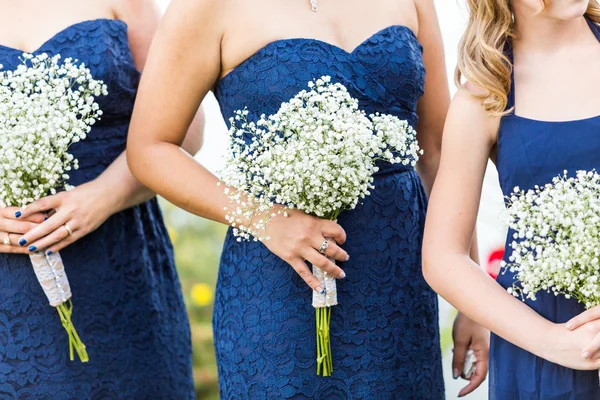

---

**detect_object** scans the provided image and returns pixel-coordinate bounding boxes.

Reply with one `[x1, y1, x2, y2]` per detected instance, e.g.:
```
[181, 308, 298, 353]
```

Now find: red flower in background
[486, 248, 504, 280]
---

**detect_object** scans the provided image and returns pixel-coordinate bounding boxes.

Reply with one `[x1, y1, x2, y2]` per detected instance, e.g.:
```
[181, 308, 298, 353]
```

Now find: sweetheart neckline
[217, 25, 420, 88]
[0, 18, 126, 54]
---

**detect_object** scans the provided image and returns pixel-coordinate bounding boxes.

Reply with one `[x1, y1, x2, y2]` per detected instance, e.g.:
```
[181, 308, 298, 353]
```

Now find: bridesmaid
[127, 0, 489, 398]
[424, 0, 600, 398]
[0, 0, 202, 398]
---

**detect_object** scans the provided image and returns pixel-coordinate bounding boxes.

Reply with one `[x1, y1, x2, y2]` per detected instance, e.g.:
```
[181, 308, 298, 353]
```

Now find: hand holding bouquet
[0, 53, 107, 362]
[219, 76, 422, 375]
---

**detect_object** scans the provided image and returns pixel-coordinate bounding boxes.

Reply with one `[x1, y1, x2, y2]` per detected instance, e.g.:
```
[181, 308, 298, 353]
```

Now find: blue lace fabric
[0, 19, 194, 399]
[213, 26, 444, 399]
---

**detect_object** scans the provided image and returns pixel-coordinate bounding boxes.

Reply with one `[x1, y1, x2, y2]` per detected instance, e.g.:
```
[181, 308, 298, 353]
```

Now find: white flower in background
[0, 53, 107, 208]
[218, 76, 422, 241]
[503, 170, 600, 308]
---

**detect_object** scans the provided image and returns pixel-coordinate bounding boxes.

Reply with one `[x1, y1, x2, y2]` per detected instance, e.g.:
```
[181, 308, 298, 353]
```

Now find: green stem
[56, 301, 88, 363]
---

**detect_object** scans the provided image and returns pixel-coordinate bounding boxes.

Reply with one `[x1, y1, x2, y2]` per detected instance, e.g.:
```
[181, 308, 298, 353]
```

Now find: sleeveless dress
[213, 25, 444, 399]
[0, 19, 194, 399]
[491, 16, 600, 400]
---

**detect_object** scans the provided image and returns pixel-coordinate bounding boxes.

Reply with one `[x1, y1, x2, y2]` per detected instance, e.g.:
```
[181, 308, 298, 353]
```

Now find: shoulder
[112, 0, 160, 23]
[448, 82, 501, 144]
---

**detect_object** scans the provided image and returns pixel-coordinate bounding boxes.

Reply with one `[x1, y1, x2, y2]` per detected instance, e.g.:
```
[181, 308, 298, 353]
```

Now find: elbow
[125, 137, 147, 184]
[421, 234, 449, 294]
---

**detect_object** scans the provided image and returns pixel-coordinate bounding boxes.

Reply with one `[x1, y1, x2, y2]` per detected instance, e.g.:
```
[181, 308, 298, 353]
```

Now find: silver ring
[3, 235, 10, 246]
[318, 240, 329, 254]
[64, 224, 73, 236]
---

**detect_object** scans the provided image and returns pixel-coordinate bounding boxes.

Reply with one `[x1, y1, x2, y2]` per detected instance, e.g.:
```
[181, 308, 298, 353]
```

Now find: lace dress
[213, 25, 444, 399]
[0, 19, 194, 399]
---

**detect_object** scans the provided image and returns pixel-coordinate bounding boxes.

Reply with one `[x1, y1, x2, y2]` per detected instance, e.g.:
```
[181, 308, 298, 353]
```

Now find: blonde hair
[456, 0, 600, 116]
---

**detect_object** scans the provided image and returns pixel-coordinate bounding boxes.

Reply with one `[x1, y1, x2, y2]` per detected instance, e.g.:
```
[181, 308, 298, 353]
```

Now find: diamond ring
[318, 240, 329, 254]
[3, 235, 11, 246]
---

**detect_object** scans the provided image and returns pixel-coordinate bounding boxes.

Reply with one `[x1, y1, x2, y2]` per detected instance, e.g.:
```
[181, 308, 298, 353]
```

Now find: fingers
[0, 219, 40, 235]
[15, 195, 62, 219]
[304, 249, 345, 279]
[582, 332, 600, 360]
[0, 232, 30, 254]
[452, 339, 469, 380]
[320, 220, 347, 245]
[566, 306, 600, 331]
[27, 225, 71, 254]
[290, 258, 324, 292]
[18, 212, 70, 248]
[43, 233, 77, 255]
[315, 238, 349, 263]
[458, 356, 488, 397]
[0, 207, 46, 224]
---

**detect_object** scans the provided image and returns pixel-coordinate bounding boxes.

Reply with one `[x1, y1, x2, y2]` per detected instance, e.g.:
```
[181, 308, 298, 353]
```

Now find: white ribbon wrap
[311, 236, 339, 308]
[29, 251, 72, 307]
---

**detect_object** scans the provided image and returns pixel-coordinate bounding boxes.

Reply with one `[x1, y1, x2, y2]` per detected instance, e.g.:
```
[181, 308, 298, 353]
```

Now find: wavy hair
[456, 0, 600, 116]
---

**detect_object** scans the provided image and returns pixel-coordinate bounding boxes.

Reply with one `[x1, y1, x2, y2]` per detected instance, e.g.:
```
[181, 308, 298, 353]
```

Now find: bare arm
[126, 0, 350, 292]
[422, 84, 600, 370]
[413, 0, 448, 196]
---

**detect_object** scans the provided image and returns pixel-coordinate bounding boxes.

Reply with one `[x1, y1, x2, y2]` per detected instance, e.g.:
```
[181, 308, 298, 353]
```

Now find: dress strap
[586, 15, 600, 43]
[505, 43, 515, 112]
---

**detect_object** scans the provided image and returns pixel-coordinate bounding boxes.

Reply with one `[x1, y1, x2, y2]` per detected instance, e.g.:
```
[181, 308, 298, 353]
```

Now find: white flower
[0, 53, 107, 208]
[503, 170, 600, 308]
[218, 76, 422, 241]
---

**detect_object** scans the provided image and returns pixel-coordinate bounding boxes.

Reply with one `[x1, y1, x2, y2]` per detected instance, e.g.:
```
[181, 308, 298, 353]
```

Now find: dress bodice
[0, 19, 140, 185]
[214, 25, 425, 175]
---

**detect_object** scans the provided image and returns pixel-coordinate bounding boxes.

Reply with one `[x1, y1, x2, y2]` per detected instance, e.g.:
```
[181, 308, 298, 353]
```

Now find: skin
[126, 0, 488, 394]
[423, 0, 600, 372]
[0, 0, 205, 255]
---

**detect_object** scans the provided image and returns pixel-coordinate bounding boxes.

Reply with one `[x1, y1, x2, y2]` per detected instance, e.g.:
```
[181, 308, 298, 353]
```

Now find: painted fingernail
[316, 287, 324, 294]
[47, 250, 53, 255]
[28, 245, 37, 252]
[18, 238, 27, 246]
[583, 351, 591, 359]
[44, 217, 48, 221]
[15, 211, 21, 218]
[339, 271, 346, 279]
[566, 322, 573, 330]
[453, 369, 460, 379]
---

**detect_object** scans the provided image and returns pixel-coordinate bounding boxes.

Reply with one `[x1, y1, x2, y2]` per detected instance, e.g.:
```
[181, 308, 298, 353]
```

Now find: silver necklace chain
[310, 0, 318, 12]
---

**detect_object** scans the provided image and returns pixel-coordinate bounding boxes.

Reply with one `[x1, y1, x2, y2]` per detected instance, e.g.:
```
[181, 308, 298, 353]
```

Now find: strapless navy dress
[0, 19, 194, 399]
[213, 26, 444, 399]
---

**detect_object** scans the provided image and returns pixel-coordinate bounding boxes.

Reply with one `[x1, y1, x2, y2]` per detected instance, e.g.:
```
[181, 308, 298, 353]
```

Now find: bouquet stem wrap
[29, 251, 88, 362]
[312, 237, 338, 376]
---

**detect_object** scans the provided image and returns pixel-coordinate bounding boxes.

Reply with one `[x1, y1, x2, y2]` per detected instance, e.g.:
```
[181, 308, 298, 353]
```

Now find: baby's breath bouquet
[0, 53, 107, 362]
[502, 170, 600, 308]
[219, 76, 422, 376]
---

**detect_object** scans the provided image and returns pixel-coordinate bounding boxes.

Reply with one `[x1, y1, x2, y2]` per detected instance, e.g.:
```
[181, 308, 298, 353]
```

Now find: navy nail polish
[28, 245, 37, 252]
[15, 211, 22, 218]
[18, 238, 27, 246]
[44, 217, 48, 221]
[47, 250, 53, 256]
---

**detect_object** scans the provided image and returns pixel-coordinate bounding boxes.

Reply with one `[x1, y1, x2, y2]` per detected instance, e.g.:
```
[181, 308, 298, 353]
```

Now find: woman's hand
[452, 312, 490, 397]
[543, 319, 600, 370]
[263, 207, 349, 292]
[14, 180, 115, 254]
[564, 306, 600, 360]
[0, 207, 45, 254]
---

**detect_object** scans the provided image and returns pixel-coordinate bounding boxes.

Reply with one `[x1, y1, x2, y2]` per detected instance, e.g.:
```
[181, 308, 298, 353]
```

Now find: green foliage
[161, 200, 225, 400]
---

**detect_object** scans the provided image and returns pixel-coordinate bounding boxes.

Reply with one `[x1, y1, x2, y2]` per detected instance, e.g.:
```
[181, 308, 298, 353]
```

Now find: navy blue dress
[491, 17, 600, 400]
[213, 26, 444, 399]
[0, 19, 194, 399]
